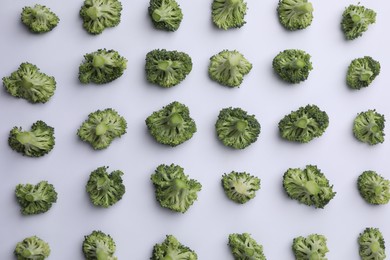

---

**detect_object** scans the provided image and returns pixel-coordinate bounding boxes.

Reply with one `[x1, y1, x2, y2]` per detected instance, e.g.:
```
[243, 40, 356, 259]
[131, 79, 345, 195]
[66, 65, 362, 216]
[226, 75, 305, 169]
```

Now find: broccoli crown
[272, 49, 313, 84]
[79, 49, 127, 84]
[83, 230, 117, 260]
[283, 165, 336, 208]
[222, 171, 261, 204]
[151, 235, 198, 260]
[14, 236, 50, 260]
[145, 49, 192, 88]
[3, 62, 56, 103]
[277, 0, 313, 30]
[208, 50, 252, 88]
[347, 56, 380, 90]
[278, 104, 329, 143]
[80, 0, 122, 35]
[358, 171, 390, 205]
[292, 234, 329, 260]
[341, 4, 376, 40]
[151, 164, 202, 213]
[21, 4, 59, 33]
[228, 233, 267, 260]
[77, 108, 127, 150]
[148, 0, 183, 31]
[358, 227, 386, 260]
[353, 109, 385, 145]
[212, 0, 247, 30]
[146, 101, 197, 147]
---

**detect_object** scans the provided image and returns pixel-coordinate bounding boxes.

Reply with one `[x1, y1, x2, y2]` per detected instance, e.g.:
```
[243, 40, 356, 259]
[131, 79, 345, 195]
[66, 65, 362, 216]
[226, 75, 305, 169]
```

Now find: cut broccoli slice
[222, 171, 261, 204]
[358, 227, 386, 260]
[212, 0, 247, 30]
[341, 4, 376, 40]
[273, 49, 313, 84]
[83, 230, 117, 260]
[21, 4, 59, 33]
[353, 109, 385, 145]
[277, 0, 313, 30]
[151, 235, 198, 260]
[347, 56, 380, 90]
[292, 234, 329, 260]
[14, 236, 50, 260]
[151, 164, 202, 213]
[228, 233, 267, 260]
[148, 0, 183, 31]
[145, 49, 192, 88]
[358, 171, 390, 205]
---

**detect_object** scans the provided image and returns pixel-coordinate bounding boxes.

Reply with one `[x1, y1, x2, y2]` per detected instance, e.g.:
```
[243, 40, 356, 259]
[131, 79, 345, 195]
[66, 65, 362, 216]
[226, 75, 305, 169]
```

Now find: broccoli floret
[358, 227, 386, 260]
[83, 230, 117, 260]
[222, 171, 261, 204]
[283, 165, 336, 208]
[292, 234, 329, 260]
[272, 49, 313, 84]
[14, 236, 50, 260]
[358, 171, 390, 205]
[148, 0, 183, 31]
[145, 49, 192, 88]
[278, 104, 329, 143]
[79, 49, 127, 84]
[228, 233, 267, 260]
[80, 0, 122, 35]
[146, 101, 197, 147]
[212, 0, 247, 30]
[353, 110, 385, 145]
[3, 63, 56, 103]
[21, 4, 59, 33]
[77, 108, 127, 150]
[151, 164, 202, 213]
[341, 4, 376, 40]
[208, 50, 252, 88]
[151, 235, 198, 260]
[277, 0, 313, 30]
[347, 56, 380, 90]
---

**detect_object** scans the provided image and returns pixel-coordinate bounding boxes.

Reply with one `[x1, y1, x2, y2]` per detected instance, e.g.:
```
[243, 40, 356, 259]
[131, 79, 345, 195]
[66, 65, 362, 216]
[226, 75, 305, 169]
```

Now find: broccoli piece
[283, 165, 336, 208]
[14, 236, 50, 260]
[358, 171, 390, 205]
[277, 0, 313, 30]
[347, 57, 380, 90]
[79, 49, 127, 84]
[353, 110, 385, 145]
[3, 63, 56, 104]
[292, 234, 329, 260]
[208, 50, 252, 88]
[278, 104, 329, 143]
[358, 227, 386, 260]
[21, 4, 59, 33]
[148, 0, 183, 31]
[83, 230, 117, 260]
[151, 164, 202, 213]
[222, 171, 261, 204]
[146, 101, 197, 147]
[80, 0, 122, 35]
[272, 49, 313, 84]
[228, 233, 267, 260]
[211, 0, 247, 30]
[145, 49, 192, 88]
[341, 4, 376, 40]
[151, 235, 198, 260]
[77, 108, 127, 150]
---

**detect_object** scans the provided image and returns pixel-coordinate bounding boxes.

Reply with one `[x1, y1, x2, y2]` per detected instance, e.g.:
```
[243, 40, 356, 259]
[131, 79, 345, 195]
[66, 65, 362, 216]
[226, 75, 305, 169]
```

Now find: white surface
[1, 0, 390, 259]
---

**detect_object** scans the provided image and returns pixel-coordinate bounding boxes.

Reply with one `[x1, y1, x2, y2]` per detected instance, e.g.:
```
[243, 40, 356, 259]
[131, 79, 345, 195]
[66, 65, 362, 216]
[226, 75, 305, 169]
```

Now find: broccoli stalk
[21, 4, 59, 33]
[83, 231, 118, 260]
[341, 5, 376, 40]
[292, 234, 329, 260]
[353, 110, 385, 145]
[228, 233, 267, 260]
[277, 0, 314, 30]
[358, 171, 390, 205]
[14, 236, 51, 260]
[148, 0, 183, 31]
[347, 57, 380, 90]
[222, 172, 261, 204]
[152, 235, 198, 260]
[212, 0, 247, 30]
[358, 228, 386, 260]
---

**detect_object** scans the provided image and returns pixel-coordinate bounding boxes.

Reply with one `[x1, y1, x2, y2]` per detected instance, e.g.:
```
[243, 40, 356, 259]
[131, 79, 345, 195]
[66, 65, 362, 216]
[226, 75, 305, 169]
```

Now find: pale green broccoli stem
[96, 175, 111, 191]
[16, 132, 34, 145]
[351, 13, 361, 24]
[370, 240, 380, 254]
[374, 185, 382, 196]
[173, 178, 187, 191]
[309, 252, 320, 260]
[158, 60, 172, 71]
[244, 247, 255, 257]
[93, 55, 107, 68]
[227, 54, 241, 67]
[227, 0, 240, 5]
[359, 70, 373, 81]
[235, 120, 248, 132]
[152, 6, 173, 23]
[25, 192, 42, 202]
[305, 181, 320, 195]
[95, 123, 108, 136]
[168, 113, 183, 127]
[287, 59, 306, 69]
[22, 249, 34, 258]
[21, 77, 34, 89]
[293, 2, 313, 15]
[295, 117, 310, 129]
[86, 6, 100, 20]
[96, 247, 109, 260]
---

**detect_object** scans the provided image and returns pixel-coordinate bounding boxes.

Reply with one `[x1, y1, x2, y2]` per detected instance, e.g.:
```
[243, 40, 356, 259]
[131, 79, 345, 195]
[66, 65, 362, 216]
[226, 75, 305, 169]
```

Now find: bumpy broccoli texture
[273, 49, 313, 84]
[292, 234, 329, 260]
[14, 236, 50, 260]
[228, 233, 267, 260]
[347, 56, 380, 90]
[212, 0, 247, 30]
[358, 171, 390, 205]
[151, 235, 198, 260]
[283, 165, 336, 208]
[277, 0, 313, 30]
[215, 107, 260, 149]
[148, 0, 183, 31]
[8, 120, 55, 157]
[151, 164, 202, 213]
[222, 171, 261, 204]
[145, 49, 192, 88]
[341, 4, 376, 40]
[83, 230, 117, 260]
[77, 108, 127, 150]
[278, 104, 329, 143]
[358, 227, 386, 260]
[208, 50, 252, 88]
[3, 63, 56, 103]
[353, 110, 385, 145]
[21, 4, 59, 33]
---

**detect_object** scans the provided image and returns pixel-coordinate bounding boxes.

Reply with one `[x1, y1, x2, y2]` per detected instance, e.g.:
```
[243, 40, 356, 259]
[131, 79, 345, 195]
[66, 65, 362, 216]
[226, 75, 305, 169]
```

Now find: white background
[1, 0, 390, 259]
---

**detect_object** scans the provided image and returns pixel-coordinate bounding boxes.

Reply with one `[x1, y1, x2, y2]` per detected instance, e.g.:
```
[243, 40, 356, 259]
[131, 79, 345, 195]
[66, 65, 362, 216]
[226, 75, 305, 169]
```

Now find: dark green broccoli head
[358, 171, 390, 205]
[212, 0, 247, 30]
[21, 4, 59, 33]
[292, 234, 329, 260]
[347, 56, 380, 90]
[228, 233, 266, 260]
[83, 230, 117, 260]
[3, 63, 56, 103]
[151, 235, 198, 260]
[277, 0, 313, 30]
[14, 236, 51, 260]
[353, 109, 385, 145]
[77, 108, 127, 150]
[145, 49, 192, 88]
[151, 164, 202, 213]
[341, 4, 376, 40]
[358, 227, 386, 260]
[222, 171, 261, 204]
[273, 49, 313, 84]
[148, 0, 183, 31]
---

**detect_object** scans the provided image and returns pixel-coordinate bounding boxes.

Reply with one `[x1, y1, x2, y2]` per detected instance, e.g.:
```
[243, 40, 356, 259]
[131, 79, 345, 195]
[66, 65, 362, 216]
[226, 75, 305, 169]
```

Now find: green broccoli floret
[148, 0, 183, 31]
[21, 4, 59, 33]
[353, 110, 385, 145]
[151, 164, 202, 213]
[212, 0, 247, 30]
[272, 49, 313, 84]
[278, 104, 329, 143]
[77, 108, 127, 150]
[222, 171, 261, 204]
[79, 49, 127, 84]
[151, 235, 198, 260]
[292, 234, 329, 260]
[358, 227, 386, 260]
[347, 56, 380, 90]
[228, 233, 267, 260]
[14, 236, 50, 260]
[358, 171, 390, 205]
[83, 230, 117, 260]
[341, 4, 376, 40]
[146, 101, 197, 147]
[208, 50, 252, 88]
[277, 0, 313, 30]
[2, 63, 56, 103]
[80, 0, 122, 35]
[283, 165, 336, 208]
[145, 49, 192, 88]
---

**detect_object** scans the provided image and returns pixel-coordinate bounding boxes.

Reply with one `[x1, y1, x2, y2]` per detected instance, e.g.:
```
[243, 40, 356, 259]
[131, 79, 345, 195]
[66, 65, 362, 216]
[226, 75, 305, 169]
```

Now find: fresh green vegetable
[228, 233, 267, 260]
[212, 0, 247, 30]
[151, 235, 198, 260]
[21, 4, 59, 33]
[358, 171, 390, 205]
[358, 227, 386, 260]
[292, 234, 329, 260]
[353, 109, 385, 145]
[14, 236, 50, 260]
[277, 0, 313, 30]
[148, 0, 183, 31]
[222, 171, 261, 204]
[347, 56, 380, 90]
[83, 230, 117, 260]
[341, 4, 376, 40]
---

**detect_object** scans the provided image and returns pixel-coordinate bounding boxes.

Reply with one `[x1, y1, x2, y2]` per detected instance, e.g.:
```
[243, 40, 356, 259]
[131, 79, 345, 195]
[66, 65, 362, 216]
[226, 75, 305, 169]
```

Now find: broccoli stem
[227, 54, 241, 67]
[25, 193, 40, 202]
[305, 181, 320, 195]
[244, 247, 255, 256]
[370, 240, 380, 253]
[92, 55, 106, 68]
[157, 60, 172, 71]
[96, 175, 110, 191]
[22, 249, 33, 258]
[168, 113, 184, 127]
[172, 178, 187, 191]
[293, 3, 313, 14]
[374, 185, 382, 196]
[351, 13, 361, 24]
[309, 252, 320, 260]
[235, 120, 248, 132]
[152, 8, 170, 23]
[162, 256, 173, 260]
[16, 132, 34, 145]
[359, 71, 373, 81]
[95, 123, 108, 136]
[96, 248, 109, 260]
[287, 59, 306, 69]
[86, 6, 100, 20]
[227, 0, 240, 5]
[21, 77, 34, 89]
[295, 117, 309, 129]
